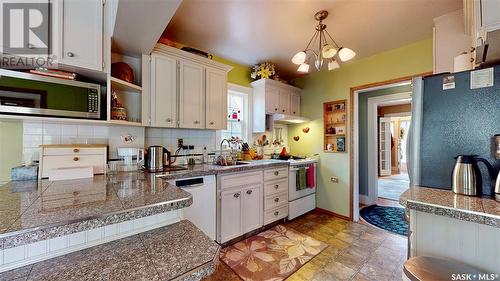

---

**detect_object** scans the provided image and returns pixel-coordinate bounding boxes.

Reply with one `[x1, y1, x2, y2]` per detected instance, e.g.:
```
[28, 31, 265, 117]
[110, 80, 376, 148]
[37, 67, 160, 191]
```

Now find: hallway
[378, 174, 409, 201]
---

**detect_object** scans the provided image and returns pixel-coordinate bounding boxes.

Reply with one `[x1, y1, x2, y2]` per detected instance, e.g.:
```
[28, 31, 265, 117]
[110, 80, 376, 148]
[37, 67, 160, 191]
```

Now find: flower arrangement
[250, 62, 276, 80]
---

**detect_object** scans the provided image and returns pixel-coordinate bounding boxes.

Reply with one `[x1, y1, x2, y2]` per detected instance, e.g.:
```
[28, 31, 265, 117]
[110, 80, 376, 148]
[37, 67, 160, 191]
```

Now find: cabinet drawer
[43, 147, 106, 156]
[264, 192, 288, 210]
[220, 171, 263, 190]
[263, 179, 288, 196]
[41, 155, 106, 178]
[264, 167, 288, 181]
[264, 205, 288, 225]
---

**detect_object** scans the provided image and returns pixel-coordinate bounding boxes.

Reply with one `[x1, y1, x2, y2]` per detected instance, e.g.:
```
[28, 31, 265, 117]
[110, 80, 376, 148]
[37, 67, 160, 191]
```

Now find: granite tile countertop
[0, 172, 193, 249]
[400, 186, 500, 228]
[154, 159, 289, 180]
[0, 220, 219, 281]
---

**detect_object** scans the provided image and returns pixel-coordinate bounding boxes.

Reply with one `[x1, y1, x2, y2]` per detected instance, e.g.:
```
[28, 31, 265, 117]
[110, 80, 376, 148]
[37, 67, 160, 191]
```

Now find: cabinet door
[242, 184, 262, 233]
[179, 60, 205, 129]
[220, 189, 242, 243]
[481, 0, 500, 32]
[265, 86, 280, 114]
[151, 54, 177, 127]
[59, 0, 103, 71]
[279, 90, 290, 114]
[290, 92, 300, 116]
[206, 68, 227, 130]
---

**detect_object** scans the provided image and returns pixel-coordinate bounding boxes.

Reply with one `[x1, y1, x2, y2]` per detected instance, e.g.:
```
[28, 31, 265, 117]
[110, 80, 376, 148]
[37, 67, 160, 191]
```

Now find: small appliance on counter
[117, 147, 144, 171]
[452, 155, 495, 196]
[143, 145, 187, 172]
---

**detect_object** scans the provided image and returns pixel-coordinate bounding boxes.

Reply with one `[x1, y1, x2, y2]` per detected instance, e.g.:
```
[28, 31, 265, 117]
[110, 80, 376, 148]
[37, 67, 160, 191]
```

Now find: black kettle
[452, 155, 495, 196]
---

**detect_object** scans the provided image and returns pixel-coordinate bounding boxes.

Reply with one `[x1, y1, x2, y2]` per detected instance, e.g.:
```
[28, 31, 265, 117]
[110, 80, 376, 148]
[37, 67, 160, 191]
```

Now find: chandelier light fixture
[292, 10, 356, 73]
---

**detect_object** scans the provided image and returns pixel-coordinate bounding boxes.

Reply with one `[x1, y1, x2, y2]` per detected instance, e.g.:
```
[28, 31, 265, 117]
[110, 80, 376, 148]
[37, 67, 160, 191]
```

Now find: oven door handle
[290, 167, 310, 172]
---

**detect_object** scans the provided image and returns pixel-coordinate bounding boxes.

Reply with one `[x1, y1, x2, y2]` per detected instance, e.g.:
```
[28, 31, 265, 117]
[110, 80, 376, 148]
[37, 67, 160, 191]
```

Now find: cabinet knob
[274, 171, 279, 176]
[73, 157, 79, 161]
[166, 118, 172, 122]
[233, 192, 240, 198]
[293, 111, 296, 114]
[274, 211, 279, 216]
[282, 109, 285, 113]
[274, 108, 278, 111]
[193, 120, 200, 124]
[27, 43, 34, 49]
[274, 198, 279, 202]
[246, 190, 252, 195]
[67, 52, 74, 57]
[209, 121, 214, 125]
[274, 184, 279, 189]
[73, 148, 79, 153]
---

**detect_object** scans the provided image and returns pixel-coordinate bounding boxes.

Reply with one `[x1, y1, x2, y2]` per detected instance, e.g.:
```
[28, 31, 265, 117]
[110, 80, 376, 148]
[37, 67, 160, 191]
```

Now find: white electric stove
[288, 158, 318, 219]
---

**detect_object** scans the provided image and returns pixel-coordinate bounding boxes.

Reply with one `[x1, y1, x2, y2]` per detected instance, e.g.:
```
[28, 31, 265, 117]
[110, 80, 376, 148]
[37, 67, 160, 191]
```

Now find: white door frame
[367, 92, 412, 204]
[352, 81, 411, 222]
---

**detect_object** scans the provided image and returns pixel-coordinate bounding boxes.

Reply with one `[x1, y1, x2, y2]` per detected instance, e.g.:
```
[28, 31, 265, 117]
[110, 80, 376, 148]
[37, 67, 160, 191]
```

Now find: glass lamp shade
[338, 47, 356, 62]
[291, 51, 306, 65]
[322, 44, 337, 58]
[297, 63, 310, 73]
[327, 60, 340, 70]
[314, 57, 323, 70]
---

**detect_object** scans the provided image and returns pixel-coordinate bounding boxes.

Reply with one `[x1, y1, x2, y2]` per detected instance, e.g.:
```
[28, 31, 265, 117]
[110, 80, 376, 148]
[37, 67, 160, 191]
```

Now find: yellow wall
[0, 121, 23, 182]
[212, 55, 253, 87]
[288, 38, 433, 217]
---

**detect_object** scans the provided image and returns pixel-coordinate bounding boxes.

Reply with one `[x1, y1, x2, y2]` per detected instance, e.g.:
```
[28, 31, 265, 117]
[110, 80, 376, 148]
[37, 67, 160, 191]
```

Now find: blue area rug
[360, 205, 408, 236]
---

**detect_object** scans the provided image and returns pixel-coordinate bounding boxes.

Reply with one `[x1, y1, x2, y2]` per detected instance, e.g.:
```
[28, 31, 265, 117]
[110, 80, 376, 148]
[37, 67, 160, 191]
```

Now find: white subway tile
[61, 124, 78, 137]
[42, 123, 61, 136]
[23, 135, 42, 148]
[104, 224, 119, 237]
[49, 236, 68, 252]
[3, 245, 26, 264]
[27, 240, 47, 258]
[77, 125, 93, 137]
[87, 227, 104, 242]
[23, 121, 43, 135]
[93, 126, 109, 138]
[146, 128, 162, 138]
[43, 135, 61, 145]
[69, 232, 86, 246]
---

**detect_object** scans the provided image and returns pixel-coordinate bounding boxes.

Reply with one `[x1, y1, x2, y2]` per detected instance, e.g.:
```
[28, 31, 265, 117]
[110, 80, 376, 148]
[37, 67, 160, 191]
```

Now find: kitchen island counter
[400, 186, 500, 228]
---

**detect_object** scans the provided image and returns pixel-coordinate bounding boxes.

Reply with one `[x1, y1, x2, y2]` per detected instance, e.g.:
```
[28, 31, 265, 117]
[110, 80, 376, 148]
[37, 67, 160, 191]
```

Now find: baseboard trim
[315, 208, 351, 221]
[359, 195, 371, 205]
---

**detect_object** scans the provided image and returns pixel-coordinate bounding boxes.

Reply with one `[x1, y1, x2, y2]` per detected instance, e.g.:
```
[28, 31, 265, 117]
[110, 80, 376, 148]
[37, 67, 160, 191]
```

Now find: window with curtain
[220, 91, 248, 142]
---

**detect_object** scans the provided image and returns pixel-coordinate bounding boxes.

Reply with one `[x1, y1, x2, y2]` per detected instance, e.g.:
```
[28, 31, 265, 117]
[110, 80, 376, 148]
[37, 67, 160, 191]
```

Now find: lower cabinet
[220, 189, 243, 243]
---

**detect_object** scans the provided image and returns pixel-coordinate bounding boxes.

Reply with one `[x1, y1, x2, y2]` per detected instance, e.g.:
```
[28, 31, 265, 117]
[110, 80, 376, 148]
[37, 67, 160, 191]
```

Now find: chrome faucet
[220, 138, 231, 151]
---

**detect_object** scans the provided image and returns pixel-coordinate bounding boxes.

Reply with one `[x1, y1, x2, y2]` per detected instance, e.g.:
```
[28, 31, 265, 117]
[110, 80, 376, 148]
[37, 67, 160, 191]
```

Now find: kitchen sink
[235, 161, 251, 165]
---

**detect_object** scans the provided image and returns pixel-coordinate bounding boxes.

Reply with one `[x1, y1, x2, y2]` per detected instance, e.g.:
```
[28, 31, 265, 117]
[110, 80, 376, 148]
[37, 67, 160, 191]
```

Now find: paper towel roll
[454, 53, 472, 72]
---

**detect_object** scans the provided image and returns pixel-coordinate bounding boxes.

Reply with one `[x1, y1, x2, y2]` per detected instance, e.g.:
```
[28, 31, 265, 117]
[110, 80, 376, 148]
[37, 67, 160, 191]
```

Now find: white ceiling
[165, 0, 462, 79]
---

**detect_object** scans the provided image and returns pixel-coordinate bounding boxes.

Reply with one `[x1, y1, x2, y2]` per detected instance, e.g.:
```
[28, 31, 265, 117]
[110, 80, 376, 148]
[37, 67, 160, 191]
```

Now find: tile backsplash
[144, 128, 217, 153]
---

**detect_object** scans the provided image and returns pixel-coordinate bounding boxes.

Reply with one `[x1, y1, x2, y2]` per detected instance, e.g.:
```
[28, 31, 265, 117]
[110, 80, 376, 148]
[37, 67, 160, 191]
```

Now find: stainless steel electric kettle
[452, 155, 495, 196]
[144, 146, 175, 172]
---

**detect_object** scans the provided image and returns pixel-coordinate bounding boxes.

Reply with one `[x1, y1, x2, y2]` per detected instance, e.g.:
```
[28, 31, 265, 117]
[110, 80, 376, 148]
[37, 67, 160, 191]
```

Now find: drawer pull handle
[209, 121, 215, 125]
[274, 211, 279, 216]
[274, 198, 279, 202]
[73, 157, 79, 161]
[73, 148, 79, 153]
[166, 118, 172, 122]
[67, 52, 74, 57]
[282, 109, 285, 112]
[274, 184, 279, 189]
[193, 120, 200, 124]
[234, 193, 240, 198]
[274, 108, 278, 111]
[274, 171, 279, 176]
[246, 190, 252, 195]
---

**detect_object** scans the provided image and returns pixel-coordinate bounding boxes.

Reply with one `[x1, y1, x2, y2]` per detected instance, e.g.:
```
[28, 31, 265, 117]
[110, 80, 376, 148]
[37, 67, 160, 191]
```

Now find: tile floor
[204, 210, 407, 281]
[378, 173, 409, 201]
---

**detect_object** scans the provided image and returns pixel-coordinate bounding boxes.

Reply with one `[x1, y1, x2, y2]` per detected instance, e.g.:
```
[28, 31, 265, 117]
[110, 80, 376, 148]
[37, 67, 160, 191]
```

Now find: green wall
[0, 121, 23, 182]
[288, 38, 433, 217]
[212, 55, 252, 87]
[358, 84, 412, 196]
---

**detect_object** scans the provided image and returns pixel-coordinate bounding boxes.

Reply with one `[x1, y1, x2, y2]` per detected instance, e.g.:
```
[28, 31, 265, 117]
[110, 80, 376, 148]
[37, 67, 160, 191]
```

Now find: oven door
[289, 163, 316, 201]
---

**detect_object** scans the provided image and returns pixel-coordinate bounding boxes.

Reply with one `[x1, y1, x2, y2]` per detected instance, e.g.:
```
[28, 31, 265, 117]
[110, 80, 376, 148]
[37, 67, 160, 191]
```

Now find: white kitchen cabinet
[278, 90, 290, 114]
[57, 0, 103, 71]
[151, 54, 177, 127]
[220, 189, 243, 243]
[206, 68, 227, 130]
[290, 92, 301, 116]
[251, 78, 302, 132]
[242, 185, 262, 233]
[149, 44, 232, 129]
[179, 60, 205, 129]
[480, 0, 500, 32]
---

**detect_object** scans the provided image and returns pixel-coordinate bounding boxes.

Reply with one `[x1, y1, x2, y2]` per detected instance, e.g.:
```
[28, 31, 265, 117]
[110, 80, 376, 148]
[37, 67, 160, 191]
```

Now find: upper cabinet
[147, 44, 232, 129]
[251, 79, 302, 132]
[55, 0, 104, 71]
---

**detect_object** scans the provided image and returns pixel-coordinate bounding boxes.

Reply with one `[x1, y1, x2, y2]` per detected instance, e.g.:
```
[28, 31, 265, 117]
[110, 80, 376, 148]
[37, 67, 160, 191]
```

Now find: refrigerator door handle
[408, 76, 424, 186]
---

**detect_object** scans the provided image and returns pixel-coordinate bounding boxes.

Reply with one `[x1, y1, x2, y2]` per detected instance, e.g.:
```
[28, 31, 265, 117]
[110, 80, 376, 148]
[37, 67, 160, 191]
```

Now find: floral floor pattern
[219, 225, 328, 281]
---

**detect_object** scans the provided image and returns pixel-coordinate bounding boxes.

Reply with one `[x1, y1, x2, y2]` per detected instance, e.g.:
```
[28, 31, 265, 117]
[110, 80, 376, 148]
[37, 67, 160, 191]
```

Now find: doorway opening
[377, 106, 411, 202]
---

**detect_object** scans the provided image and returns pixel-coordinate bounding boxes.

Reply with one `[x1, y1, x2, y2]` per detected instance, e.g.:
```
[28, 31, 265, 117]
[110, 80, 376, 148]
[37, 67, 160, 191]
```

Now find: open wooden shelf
[108, 119, 143, 126]
[110, 76, 142, 92]
[323, 99, 347, 153]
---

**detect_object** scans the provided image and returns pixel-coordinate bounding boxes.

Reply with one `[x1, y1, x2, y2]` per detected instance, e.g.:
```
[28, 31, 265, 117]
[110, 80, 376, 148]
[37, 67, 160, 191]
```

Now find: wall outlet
[177, 138, 183, 148]
[330, 177, 339, 183]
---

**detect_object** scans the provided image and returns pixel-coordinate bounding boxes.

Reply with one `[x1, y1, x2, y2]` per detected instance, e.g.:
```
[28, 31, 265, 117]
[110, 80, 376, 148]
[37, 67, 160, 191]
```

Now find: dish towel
[307, 164, 315, 188]
[296, 167, 307, 190]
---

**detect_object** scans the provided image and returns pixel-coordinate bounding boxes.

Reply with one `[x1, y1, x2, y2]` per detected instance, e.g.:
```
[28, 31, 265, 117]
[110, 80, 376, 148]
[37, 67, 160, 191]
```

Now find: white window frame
[216, 83, 253, 145]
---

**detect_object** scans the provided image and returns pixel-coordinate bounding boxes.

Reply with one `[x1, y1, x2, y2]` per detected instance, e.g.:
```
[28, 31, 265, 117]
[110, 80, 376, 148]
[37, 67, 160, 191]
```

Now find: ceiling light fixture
[292, 10, 355, 73]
